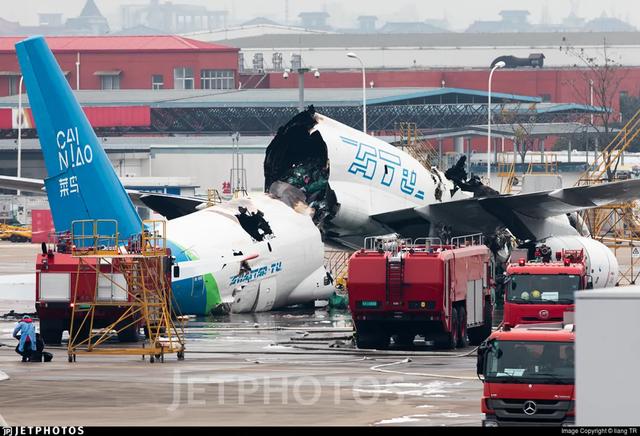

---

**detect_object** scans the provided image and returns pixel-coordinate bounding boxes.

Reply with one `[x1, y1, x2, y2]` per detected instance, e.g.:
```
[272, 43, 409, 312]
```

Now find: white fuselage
[167, 193, 332, 314]
[314, 114, 467, 234]
[544, 236, 619, 288]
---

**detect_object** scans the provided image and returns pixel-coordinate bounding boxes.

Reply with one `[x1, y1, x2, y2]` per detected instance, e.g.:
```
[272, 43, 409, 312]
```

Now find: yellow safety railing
[141, 220, 167, 257]
[71, 219, 119, 256]
[576, 108, 640, 186]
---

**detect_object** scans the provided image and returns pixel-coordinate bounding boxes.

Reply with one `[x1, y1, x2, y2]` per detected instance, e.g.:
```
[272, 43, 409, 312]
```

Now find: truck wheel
[41, 328, 63, 346]
[40, 319, 63, 345]
[355, 322, 390, 350]
[117, 325, 140, 343]
[9, 234, 18, 243]
[457, 307, 469, 348]
[393, 333, 415, 348]
[434, 308, 459, 350]
[356, 332, 389, 350]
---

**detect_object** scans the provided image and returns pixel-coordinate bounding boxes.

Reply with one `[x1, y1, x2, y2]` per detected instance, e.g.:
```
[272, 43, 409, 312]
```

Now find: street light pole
[487, 61, 505, 183]
[17, 75, 24, 195]
[297, 67, 309, 111]
[284, 67, 318, 112]
[347, 52, 367, 134]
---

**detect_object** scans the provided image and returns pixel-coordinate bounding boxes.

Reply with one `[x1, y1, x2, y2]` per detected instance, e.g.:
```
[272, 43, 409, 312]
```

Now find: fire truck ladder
[386, 256, 404, 306]
[67, 219, 185, 363]
[573, 107, 640, 285]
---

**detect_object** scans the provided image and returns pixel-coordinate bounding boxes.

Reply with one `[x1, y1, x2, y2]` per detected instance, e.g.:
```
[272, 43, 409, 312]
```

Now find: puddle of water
[375, 414, 431, 425]
[375, 410, 473, 425]
[353, 380, 463, 398]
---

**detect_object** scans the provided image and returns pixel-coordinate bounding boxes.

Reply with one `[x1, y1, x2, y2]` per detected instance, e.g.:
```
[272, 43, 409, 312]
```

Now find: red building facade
[0, 35, 239, 96]
[252, 68, 640, 113]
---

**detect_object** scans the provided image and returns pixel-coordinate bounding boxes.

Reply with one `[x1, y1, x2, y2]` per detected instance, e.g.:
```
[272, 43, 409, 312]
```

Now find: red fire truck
[36, 242, 143, 345]
[477, 322, 575, 427]
[348, 234, 494, 349]
[503, 246, 588, 328]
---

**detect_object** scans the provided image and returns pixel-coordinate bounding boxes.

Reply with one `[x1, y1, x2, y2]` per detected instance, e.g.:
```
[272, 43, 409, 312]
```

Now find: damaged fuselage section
[264, 108, 338, 235]
[166, 193, 333, 314]
[264, 107, 464, 243]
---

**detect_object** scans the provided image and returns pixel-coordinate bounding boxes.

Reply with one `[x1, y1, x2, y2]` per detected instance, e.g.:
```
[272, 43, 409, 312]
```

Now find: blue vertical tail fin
[15, 36, 141, 239]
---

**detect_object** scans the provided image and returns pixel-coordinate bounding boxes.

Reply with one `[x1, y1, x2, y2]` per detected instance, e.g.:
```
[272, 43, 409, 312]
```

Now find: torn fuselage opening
[235, 206, 273, 242]
[264, 107, 338, 232]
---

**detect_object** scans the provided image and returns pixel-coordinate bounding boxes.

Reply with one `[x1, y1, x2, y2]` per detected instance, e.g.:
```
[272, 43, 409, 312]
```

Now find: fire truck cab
[348, 233, 494, 349]
[503, 246, 587, 327]
[477, 322, 575, 427]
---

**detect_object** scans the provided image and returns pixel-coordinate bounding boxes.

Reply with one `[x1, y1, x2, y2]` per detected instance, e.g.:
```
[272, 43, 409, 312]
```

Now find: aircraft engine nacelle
[544, 236, 618, 288]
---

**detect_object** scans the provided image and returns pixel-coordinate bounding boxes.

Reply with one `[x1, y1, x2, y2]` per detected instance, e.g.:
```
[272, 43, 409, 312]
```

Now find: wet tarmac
[0, 241, 483, 426]
[0, 304, 483, 426]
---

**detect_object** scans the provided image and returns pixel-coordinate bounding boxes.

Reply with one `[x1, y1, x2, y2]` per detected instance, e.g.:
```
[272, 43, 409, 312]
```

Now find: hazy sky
[3, 0, 640, 31]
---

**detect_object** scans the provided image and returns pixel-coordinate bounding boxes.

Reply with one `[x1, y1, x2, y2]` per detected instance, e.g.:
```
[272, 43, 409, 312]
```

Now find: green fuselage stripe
[204, 273, 222, 313]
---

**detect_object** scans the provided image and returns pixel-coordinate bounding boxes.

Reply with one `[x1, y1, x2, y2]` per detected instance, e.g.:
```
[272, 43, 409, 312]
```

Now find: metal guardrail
[451, 233, 484, 247]
[363, 232, 483, 254]
[71, 219, 119, 256]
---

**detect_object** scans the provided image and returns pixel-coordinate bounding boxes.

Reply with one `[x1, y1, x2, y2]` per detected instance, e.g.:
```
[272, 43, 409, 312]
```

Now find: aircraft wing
[0, 175, 207, 219]
[0, 175, 45, 193]
[131, 192, 207, 220]
[372, 179, 640, 240]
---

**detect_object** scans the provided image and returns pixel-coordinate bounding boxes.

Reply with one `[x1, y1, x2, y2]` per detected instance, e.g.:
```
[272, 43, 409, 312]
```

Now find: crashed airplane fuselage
[170, 109, 466, 313]
[264, 109, 468, 245]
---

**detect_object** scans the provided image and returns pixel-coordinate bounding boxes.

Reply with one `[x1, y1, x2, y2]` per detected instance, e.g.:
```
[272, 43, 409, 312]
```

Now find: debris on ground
[328, 291, 349, 309]
[1, 310, 37, 320]
[329, 339, 355, 349]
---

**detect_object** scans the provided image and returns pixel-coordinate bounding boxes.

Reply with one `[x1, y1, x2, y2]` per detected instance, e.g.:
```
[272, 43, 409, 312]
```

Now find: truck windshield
[485, 340, 574, 384]
[507, 274, 580, 303]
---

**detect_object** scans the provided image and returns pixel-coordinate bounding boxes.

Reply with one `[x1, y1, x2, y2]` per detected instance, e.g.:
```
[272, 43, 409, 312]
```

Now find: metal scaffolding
[67, 219, 185, 362]
[393, 122, 440, 169]
[574, 108, 640, 285]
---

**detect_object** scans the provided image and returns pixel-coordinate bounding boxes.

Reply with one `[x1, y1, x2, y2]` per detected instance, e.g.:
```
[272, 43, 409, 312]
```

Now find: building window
[620, 90, 629, 104]
[174, 67, 194, 90]
[8, 75, 19, 96]
[100, 75, 120, 90]
[200, 70, 235, 90]
[152, 74, 164, 90]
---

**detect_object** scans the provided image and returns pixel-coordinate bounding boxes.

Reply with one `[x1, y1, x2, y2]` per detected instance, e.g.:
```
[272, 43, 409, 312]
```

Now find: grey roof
[379, 22, 447, 34]
[0, 87, 540, 108]
[418, 122, 615, 140]
[0, 134, 396, 152]
[217, 31, 640, 49]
